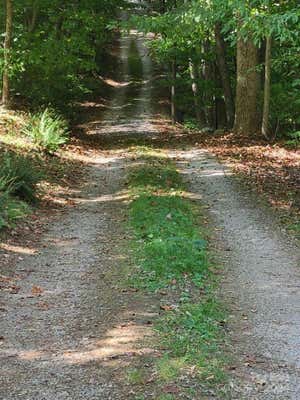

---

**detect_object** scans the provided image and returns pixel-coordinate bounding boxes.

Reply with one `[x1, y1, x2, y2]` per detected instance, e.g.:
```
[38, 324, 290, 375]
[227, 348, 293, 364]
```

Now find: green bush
[285, 131, 300, 148]
[0, 176, 29, 229]
[0, 153, 43, 203]
[0, 194, 29, 230]
[24, 109, 69, 154]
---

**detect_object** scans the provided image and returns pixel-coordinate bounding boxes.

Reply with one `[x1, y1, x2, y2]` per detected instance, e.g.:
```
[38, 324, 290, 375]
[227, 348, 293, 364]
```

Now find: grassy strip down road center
[126, 147, 228, 398]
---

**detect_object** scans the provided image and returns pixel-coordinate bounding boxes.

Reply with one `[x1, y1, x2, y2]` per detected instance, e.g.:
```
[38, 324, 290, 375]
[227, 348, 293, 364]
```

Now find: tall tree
[234, 36, 261, 135]
[261, 34, 272, 138]
[214, 22, 234, 128]
[189, 58, 206, 126]
[2, 0, 13, 107]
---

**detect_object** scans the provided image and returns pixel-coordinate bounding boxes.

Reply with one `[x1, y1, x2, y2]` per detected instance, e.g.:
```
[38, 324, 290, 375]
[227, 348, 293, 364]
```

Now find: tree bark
[189, 59, 206, 126]
[262, 35, 272, 139]
[202, 40, 215, 128]
[234, 36, 261, 135]
[171, 59, 176, 124]
[215, 22, 234, 128]
[28, 1, 39, 33]
[2, 0, 13, 107]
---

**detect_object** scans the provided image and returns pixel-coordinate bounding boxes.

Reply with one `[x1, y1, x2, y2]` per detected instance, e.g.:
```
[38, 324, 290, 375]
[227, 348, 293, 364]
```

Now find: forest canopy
[131, 0, 300, 139]
[1, 0, 300, 140]
[0, 0, 125, 110]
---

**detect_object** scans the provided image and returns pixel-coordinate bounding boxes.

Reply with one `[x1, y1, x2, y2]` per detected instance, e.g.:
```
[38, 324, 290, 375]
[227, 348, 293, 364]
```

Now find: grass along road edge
[125, 146, 229, 399]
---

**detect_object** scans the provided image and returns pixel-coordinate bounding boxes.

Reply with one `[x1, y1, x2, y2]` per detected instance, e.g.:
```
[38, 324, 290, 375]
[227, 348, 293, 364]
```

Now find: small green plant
[183, 118, 199, 131]
[0, 196, 29, 229]
[127, 368, 146, 385]
[0, 180, 29, 229]
[0, 153, 43, 202]
[285, 131, 300, 148]
[287, 222, 300, 239]
[158, 395, 174, 400]
[156, 356, 186, 382]
[24, 109, 69, 154]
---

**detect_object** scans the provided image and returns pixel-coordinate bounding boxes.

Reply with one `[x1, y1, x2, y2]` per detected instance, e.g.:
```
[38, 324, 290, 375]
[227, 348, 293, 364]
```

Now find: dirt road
[1, 27, 299, 400]
[0, 31, 160, 400]
[173, 149, 300, 399]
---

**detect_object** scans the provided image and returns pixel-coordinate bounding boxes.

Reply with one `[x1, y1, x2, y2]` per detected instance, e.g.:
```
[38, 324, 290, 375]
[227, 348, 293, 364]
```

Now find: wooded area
[133, 0, 300, 140]
[0, 0, 124, 110]
[0, 1, 299, 399]
[1, 1, 300, 142]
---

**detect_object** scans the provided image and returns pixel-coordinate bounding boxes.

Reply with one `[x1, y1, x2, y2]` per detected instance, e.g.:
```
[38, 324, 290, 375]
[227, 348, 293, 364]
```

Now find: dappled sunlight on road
[0, 243, 38, 255]
[13, 307, 156, 367]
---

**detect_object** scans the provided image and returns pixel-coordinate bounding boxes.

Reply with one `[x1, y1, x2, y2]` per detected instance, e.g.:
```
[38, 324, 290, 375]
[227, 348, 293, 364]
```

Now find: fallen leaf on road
[160, 305, 175, 311]
[9, 285, 20, 294]
[163, 385, 180, 394]
[158, 290, 167, 295]
[31, 286, 44, 296]
[37, 301, 49, 310]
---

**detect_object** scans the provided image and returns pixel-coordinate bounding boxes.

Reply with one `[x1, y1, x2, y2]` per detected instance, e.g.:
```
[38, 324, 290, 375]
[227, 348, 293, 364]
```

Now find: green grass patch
[287, 221, 300, 239]
[156, 356, 187, 381]
[126, 368, 147, 386]
[128, 153, 208, 290]
[127, 147, 228, 396]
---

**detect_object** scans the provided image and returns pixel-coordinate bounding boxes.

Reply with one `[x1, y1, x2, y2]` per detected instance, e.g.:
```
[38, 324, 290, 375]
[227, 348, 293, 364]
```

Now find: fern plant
[24, 109, 69, 154]
[0, 177, 29, 229]
[0, 153, 43, 202]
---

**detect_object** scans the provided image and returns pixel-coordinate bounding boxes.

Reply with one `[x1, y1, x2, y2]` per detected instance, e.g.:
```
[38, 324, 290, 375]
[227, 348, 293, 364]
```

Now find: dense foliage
[132, 0, 300, 138]
[1, 1, 300, 138]
[0, 0, 125, 110]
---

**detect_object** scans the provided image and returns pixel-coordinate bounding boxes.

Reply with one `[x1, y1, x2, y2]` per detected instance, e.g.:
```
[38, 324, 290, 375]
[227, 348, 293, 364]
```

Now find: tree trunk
[189, 59, 206, 126]
[262, 35, 272, 139]
[28, 1, 39, 33]
[2, 0, 13, 107]
[234, 36, 261, 135]
[171, 59, 176, 124]
[202, 40, 215, 128]
[215, 22, 234, 128]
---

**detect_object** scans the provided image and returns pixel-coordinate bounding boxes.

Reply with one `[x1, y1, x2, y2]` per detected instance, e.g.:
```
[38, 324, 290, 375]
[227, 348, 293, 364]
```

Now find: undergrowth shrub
[24, 109, 69, 154]
[285, 131, 300, 148]
[0, 176, 29, 229]
[0, 153, 43, 202]
[0, 193, 29, 230]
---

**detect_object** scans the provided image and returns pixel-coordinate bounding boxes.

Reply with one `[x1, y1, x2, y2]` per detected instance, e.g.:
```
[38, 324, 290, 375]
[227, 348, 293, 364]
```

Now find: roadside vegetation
[0, 151, 42, 228]
[23, 109, 69, 155]
[0, 0, 123, 232]
[126, 147, 228, 398]
[0, 110, 79, 232]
